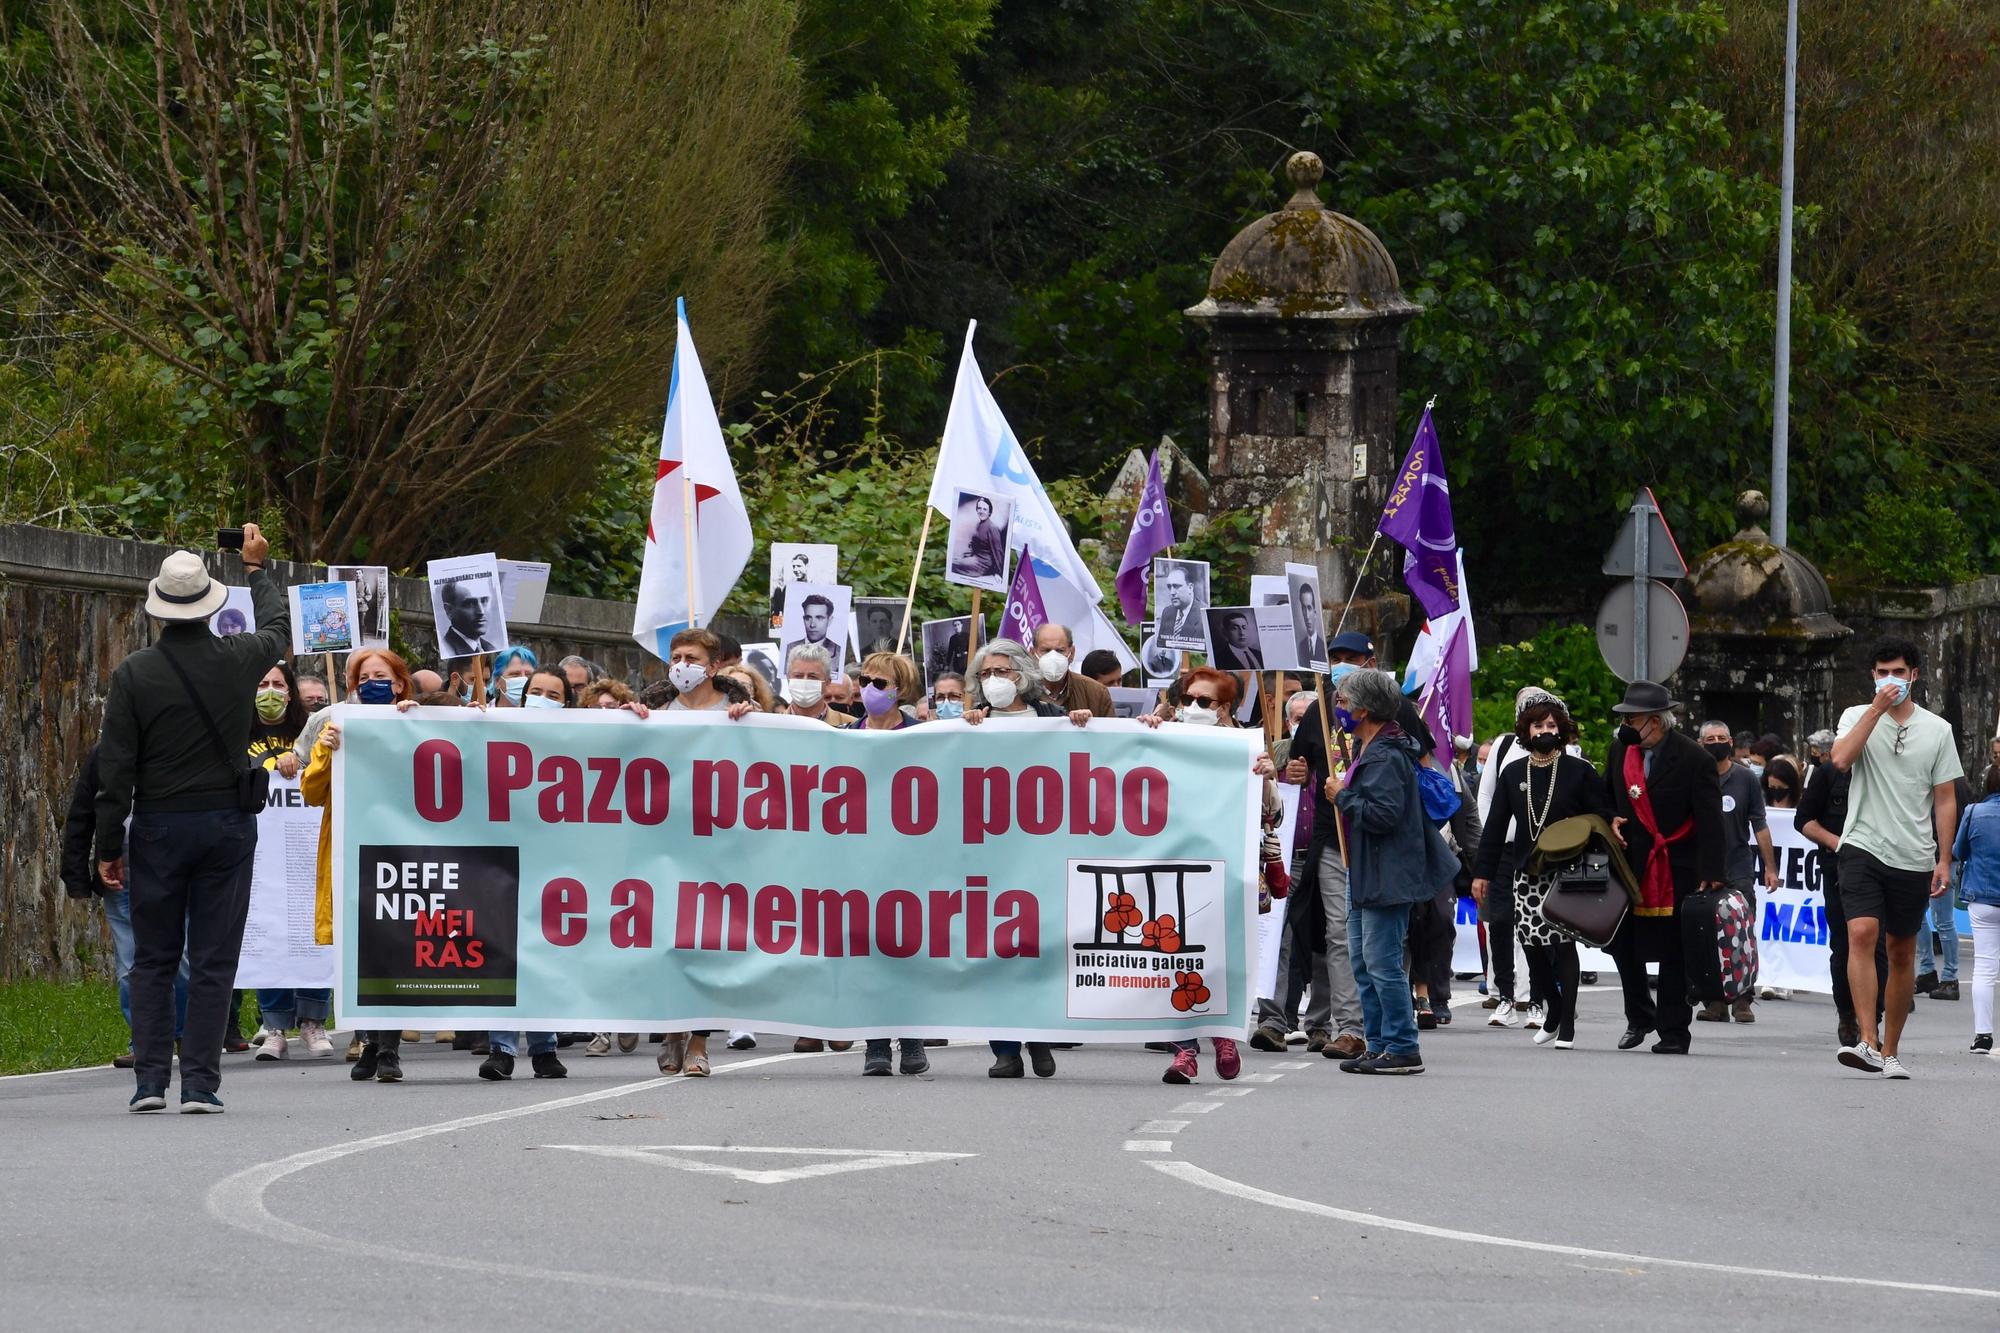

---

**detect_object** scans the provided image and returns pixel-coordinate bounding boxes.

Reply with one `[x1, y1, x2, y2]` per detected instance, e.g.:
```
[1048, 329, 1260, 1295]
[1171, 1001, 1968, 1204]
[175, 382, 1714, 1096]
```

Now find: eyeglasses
[858, 675, 895, 692]
[978, 667, 1018, 680]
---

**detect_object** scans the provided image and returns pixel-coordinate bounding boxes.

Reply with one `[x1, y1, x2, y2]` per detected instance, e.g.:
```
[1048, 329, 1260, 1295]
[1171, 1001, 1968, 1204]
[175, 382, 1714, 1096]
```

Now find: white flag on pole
[927, 323, 1105, 606]
[633, 299, 752, 658]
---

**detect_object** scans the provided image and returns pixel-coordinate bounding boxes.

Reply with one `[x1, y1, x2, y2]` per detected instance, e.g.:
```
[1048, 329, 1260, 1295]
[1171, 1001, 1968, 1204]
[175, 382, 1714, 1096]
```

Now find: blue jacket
[1334, 728, 1463, 908]
[1952, 794, 2000, 906]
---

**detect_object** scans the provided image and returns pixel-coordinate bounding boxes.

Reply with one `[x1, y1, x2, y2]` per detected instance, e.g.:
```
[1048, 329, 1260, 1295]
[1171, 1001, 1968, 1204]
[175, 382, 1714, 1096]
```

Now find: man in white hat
[96, 524, 290, 1113]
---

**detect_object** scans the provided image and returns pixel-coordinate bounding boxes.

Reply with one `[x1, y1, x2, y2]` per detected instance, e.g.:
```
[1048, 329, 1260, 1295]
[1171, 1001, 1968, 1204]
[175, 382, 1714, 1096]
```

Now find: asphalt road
[4, 979, 1995, 1332]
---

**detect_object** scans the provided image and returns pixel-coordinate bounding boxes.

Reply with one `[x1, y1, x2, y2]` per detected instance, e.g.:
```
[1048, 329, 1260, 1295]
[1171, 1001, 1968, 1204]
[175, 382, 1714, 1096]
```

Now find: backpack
[1416, 763, 1461, 827]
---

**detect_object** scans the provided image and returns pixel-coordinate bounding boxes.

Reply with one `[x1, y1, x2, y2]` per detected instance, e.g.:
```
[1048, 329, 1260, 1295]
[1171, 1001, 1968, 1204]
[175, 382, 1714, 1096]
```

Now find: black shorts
[1835, 845, 1932, 939]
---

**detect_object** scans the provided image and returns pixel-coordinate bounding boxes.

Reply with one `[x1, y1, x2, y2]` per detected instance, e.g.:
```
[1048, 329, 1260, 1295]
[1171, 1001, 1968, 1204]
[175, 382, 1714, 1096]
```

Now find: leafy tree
[1, 0, 797, 567]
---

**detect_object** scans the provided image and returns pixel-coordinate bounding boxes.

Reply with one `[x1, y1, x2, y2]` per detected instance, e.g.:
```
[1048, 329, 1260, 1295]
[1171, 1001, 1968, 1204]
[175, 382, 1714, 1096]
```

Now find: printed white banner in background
[234, 774, 334, 988]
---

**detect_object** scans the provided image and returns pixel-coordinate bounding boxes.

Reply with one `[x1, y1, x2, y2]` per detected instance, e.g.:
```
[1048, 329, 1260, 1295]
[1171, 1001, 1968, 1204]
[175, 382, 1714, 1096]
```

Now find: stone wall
[0, 522, 667, 982]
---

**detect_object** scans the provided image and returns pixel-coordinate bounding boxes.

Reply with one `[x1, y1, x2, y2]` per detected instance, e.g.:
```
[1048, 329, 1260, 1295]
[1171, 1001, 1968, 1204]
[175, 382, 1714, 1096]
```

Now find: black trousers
[1481, 851, 1521, 1001]
[126, 808, 256, 1094]
[1823, 873, 1888, 1031]
[1523, 942, 1579, 1040]
[1610, 913, 1691, 1044]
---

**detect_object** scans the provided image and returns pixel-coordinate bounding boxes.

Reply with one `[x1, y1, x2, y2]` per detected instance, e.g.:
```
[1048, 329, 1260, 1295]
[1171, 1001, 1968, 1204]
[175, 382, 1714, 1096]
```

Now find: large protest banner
[1755, 807, 1834, 992]
[333, 710, 1260, 1040]
[235, 773, 335, 989]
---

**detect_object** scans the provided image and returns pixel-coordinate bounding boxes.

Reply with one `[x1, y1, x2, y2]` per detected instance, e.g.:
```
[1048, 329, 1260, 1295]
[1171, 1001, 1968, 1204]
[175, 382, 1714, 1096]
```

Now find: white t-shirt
[1836, 702, 1963, 872]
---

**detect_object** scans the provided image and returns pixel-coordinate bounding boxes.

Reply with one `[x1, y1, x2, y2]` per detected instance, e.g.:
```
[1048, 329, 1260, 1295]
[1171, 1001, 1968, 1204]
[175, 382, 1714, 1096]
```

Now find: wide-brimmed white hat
[145, 550, 228, 621]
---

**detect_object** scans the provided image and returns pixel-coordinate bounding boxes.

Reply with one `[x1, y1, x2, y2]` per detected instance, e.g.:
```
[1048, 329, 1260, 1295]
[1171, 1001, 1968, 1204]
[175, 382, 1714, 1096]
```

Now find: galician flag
[1377, 405, 1461, 620]
[1113, 448, 1175, 625]
[1000, 550, 1049, 647]
[925, 322, 1135, 673]
[632, 299, 752, 658]
[1417, 618, 1474, 773]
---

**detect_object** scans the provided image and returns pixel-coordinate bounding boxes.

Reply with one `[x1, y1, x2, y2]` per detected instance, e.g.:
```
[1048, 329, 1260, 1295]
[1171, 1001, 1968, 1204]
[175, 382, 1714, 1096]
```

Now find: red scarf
[1623, 744, 1693, 917]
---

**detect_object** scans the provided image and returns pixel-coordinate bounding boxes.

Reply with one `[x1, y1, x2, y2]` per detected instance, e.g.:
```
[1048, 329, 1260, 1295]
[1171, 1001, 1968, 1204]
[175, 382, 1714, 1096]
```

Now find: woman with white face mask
[487, 646, 539, 707]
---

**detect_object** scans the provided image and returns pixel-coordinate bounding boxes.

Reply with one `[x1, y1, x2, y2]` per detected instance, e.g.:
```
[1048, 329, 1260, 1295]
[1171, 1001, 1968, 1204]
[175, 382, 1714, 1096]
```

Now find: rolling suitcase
[1680, 886, 1759, 1004]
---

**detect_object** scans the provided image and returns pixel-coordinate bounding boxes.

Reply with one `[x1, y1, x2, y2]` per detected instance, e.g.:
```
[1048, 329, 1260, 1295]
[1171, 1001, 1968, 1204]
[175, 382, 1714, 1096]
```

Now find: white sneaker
[1524, 1004, 1546, 1031]
[727, 1031, 757, 1050]
[1533, 1026, 1558, 1046]
[1837, 1040, 1884, 1072]
[1881, 1054, 1912, 1080]
[256, 1029, 288, 1061]
[1488, 999, 1522, 1028]
[1756, 985, 1776, 1000]
[586, 1034, 612, 1056]
[250, 1025, 271, 1048]
[299, 1021, 333, 1058]
[1552, 1038, 1574, 1050]
[1286, 1030, 1308, 1045]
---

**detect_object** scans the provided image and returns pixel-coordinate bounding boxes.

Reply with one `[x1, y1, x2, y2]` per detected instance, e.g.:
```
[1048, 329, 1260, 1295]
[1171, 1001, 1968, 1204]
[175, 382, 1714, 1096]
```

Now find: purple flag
[1418, 619, 1474, 774]
[1114, 450, 1175, 624]
[1376, 407, 1461, 620]
[1002, 551, 1050, 647]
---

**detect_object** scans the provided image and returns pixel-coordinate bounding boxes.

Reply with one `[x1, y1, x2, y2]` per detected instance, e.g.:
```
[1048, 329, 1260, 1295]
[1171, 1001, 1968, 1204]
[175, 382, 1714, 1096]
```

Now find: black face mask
[1526, 732, 1563, 755]
[1767, 786, 1791, 802]
[1703, 741, 1734, 762]
[1616, 723, 1643, 747]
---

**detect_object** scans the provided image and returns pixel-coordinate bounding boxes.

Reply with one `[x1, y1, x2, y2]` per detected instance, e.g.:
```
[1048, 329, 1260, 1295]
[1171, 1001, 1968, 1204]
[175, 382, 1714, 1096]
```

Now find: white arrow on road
[536, 1144, 974, 1186]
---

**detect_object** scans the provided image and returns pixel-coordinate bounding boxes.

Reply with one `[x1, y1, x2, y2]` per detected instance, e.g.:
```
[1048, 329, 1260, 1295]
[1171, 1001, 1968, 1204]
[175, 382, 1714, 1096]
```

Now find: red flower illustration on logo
[1140, 913, 1183, 953]
[1101, 891, 1142, 937]
[1170, 969, 1212, 1012]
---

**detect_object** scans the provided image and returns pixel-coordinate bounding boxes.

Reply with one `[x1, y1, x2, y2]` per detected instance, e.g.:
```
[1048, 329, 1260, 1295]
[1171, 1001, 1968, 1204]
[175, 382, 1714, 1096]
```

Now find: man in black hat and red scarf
[1603, 680, 1726, 1053]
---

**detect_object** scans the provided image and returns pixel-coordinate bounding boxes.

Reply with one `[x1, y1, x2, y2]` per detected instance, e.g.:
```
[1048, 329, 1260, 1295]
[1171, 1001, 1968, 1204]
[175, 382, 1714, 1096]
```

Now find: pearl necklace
[1525, 754, 1560, 841]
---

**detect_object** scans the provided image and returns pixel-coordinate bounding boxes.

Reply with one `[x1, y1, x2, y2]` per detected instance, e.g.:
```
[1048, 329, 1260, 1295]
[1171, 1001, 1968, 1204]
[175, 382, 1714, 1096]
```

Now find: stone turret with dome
[1184, 151, 1422, 622]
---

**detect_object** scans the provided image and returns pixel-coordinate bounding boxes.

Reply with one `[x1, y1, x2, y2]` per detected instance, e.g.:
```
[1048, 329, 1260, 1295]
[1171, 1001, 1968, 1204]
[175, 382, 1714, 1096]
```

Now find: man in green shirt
[1830, 637, 1963, 1079]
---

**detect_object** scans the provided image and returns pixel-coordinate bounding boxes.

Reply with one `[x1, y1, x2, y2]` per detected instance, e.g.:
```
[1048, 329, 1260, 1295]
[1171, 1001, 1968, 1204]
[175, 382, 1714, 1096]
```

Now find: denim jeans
[1916, 892, 1960, 983]
[126, 808, 256, 1094]
[101, 889, 188, 1035]
[254, 988, 332, 1029]
[1350, 901, 1418, 1057]
[489, 1031, 557, 1056]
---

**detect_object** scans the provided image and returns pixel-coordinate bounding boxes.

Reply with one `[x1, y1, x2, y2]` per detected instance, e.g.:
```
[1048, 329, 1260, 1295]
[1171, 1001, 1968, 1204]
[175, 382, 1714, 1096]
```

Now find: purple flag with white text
[1418, 619, 1474, 774]
[1002, 551, 1050, 647]
[1114, 450, 1175, 625]
[1377, 407, 1460, 620]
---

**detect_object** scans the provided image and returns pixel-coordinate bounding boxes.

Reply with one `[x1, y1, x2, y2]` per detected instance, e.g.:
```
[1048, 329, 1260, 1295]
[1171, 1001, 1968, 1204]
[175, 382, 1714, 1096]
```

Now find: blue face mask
[502, 676, 528, 704]
[1877, 673, 1912, 706]
[356, 678, 396, 706]
[521, 693, 564, 710]
[1334, 705, 1357, 734]
[935, 700, 964, 720]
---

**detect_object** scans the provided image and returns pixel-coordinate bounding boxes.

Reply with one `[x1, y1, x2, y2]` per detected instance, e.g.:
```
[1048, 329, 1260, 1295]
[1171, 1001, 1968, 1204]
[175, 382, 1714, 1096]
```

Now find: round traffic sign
[1594, 581, 1688, 683]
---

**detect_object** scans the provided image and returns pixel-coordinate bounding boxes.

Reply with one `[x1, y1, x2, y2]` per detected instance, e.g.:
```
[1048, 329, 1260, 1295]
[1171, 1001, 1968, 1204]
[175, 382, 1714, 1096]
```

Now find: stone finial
[1284, 151, 1324, 210]
[1734, 489, 1771, 542]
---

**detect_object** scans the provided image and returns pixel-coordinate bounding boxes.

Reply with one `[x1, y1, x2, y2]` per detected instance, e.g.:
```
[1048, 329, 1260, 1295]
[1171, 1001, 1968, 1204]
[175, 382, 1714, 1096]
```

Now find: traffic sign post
[1598, 488, 1689, 684]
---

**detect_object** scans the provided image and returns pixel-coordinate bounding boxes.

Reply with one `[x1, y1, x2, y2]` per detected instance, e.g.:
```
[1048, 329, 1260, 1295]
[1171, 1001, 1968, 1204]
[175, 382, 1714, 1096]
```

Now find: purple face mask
[860, 683, 900, 717]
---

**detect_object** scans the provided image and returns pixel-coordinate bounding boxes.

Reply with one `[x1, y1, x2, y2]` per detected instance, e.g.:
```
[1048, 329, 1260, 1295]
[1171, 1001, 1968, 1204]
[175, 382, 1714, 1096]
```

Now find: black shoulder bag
[159, 644, 272, 814]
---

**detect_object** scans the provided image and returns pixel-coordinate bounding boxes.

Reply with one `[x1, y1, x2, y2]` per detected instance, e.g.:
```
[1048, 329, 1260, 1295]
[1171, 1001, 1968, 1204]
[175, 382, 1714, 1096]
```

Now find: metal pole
[1771, 0, 1799, 548]
[1633, 501, 1650, 682]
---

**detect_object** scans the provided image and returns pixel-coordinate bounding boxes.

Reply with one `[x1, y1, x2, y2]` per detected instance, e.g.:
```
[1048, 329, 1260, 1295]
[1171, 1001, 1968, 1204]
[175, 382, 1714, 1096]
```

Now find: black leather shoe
[1650, 1038, 1691, 1054]
[862, 1040, 892, 1076]
[1617, 1029, 1648, 1050]
[1027, 1042, 1056, 1078]
[988, 1054, 1024, 1078]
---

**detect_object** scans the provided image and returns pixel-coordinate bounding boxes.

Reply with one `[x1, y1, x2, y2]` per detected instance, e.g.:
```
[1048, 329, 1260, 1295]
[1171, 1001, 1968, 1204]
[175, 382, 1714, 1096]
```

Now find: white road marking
[206, 1051, 1145, 1331]
[1207, 1087, 1254, 1097]
[1122, 1140, 1173, 1152]
[1148, 1161, 2000, 1302]
[1171, 1101, 1220, 1114]
[1233, 1072, 1282, 1082]
[538, 1144, 971, 1185]
[1272, 1061, 1312, 1069]
[1133, 1120, 1189, 1134]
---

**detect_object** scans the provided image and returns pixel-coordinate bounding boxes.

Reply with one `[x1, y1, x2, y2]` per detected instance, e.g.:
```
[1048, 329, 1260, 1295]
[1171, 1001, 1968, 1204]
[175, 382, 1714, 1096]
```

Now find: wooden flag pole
[1315, 673, 1351, 867]
[1257, 669, 1278, 762]
[967, 588, 983, 666]
[895, 508, 935, 657]
[324, 652, 339, 703]
[681, 469, 699, 630]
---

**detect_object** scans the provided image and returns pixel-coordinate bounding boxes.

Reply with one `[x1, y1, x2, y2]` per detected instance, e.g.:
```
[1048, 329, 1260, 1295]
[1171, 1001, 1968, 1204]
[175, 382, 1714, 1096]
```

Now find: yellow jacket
[302, 730, 335, 946]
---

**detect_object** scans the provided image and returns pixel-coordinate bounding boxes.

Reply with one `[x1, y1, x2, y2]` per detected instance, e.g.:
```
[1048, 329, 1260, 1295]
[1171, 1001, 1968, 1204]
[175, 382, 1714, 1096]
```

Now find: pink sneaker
[1162, 1047, 1198, 1084]
[1213, 1038, 1241, 1080]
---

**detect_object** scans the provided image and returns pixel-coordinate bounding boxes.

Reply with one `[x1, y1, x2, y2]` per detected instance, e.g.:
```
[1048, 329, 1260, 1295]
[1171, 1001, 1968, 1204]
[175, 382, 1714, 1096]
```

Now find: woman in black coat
[1471, 695, 1612, 1047]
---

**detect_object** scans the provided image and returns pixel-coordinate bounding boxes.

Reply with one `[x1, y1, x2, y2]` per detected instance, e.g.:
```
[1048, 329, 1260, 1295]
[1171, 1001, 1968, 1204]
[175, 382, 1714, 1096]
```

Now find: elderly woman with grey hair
[963, 639, 1093, 1078]
[1329, 667, 1461, 1075]
[963, 638, 1093, 728]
